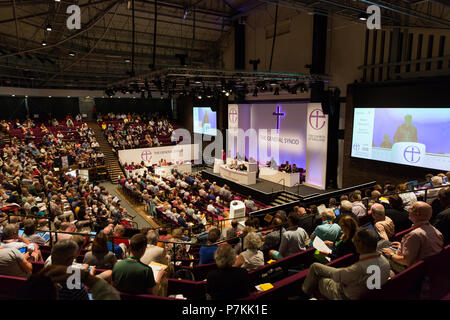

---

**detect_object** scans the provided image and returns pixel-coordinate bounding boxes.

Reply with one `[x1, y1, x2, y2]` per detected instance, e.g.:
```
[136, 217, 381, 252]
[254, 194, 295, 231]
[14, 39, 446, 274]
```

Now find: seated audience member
[317, 215, 358, 262]
[244, 195, 257, 212]
[396, 183, 417, 212]
[199, 228, 221, 265]
[0, 246, 33, 277]
[303, 228, 390, 300]
[270, 213, 308, 260]
[335, 200, 359, 226]
[22, 218, 47, 246]
[206, 244, 250, 300]
[385, 195, 412, 233]
[433, 187, 450, 246]
[50, 239, 91, 300]
[112, 224, 130, 250]
[141, 230, 168, 265]
[382, 202, 444, 273]
[15, 264, 120, 300]
[112, 234, 167, 295]
[225, 220, 241, 240]
[422, 176, 444, 205]
[351, 193, 366, 217]
[56, 222, 76, 241]
[309, 209, 342, 246]
[233, 232, 264, 271]
[83, 232, 117, 270]
[371, 203, 395, 241]
[260, 218, 285, 259]
[1, 223, 41, 260]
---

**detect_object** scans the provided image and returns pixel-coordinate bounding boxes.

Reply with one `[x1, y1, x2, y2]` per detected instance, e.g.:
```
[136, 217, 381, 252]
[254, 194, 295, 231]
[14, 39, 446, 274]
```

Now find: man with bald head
[382, 201, 443, 273]
[371, 203, 395, 241]
[432, 187, 450, 246]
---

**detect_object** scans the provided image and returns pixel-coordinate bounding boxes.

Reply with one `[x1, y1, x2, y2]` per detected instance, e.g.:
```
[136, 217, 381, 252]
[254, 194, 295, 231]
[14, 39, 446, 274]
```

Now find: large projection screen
[351, 108, 450, 171]
[193, 107, 217, 136]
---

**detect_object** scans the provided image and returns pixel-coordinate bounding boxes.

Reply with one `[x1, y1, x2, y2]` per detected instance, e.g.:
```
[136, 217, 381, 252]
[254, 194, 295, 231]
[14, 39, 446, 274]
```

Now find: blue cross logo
[353, 143, 360, 151]
[403, 146, 421, 163]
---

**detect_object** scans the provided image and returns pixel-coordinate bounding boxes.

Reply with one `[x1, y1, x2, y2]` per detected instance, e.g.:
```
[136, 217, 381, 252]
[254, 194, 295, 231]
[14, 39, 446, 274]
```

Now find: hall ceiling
[0, 0, 448, 90]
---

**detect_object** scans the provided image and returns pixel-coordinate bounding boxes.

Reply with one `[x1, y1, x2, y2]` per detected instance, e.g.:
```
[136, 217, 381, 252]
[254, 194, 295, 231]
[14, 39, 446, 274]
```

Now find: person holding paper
[303, 228, 390, 300]
[315, 216, 358, 263]
[309, 209, 342, 248]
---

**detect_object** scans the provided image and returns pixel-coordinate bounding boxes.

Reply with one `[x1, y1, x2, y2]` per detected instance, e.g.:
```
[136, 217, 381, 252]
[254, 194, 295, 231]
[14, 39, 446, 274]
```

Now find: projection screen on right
[351, 108, 450, 171]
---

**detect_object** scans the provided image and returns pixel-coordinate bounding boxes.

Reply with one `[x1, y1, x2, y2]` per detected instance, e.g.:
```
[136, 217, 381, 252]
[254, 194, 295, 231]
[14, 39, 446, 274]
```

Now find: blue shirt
[107, 241, 123, 259]
[199, 245, 218, 265]
[310, 221, 342, 247]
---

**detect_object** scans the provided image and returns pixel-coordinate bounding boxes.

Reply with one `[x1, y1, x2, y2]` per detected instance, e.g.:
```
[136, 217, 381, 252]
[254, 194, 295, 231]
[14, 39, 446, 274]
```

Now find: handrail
[277, 178, 286, 191]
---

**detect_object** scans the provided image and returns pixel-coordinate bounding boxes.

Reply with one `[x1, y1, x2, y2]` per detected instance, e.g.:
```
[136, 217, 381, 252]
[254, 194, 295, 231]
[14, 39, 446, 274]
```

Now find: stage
[201, 167, 332, 197]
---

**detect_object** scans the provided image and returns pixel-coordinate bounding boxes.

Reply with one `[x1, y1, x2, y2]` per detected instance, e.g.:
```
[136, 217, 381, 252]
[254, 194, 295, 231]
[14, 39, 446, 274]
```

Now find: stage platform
[201, 167, 332, 197]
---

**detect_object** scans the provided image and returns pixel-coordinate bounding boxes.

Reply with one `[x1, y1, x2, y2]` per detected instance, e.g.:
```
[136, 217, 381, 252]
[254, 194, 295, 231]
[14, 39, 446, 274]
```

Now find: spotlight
[124, 58, 131, 63]
[42, 40, 47, 46]
[269, 80, 278, 86]
[183, 9, 188, 19]
[225, 92, 230, 97]
[69, 51, 75, 56]
[194, 77, 202, 84]
[46, 24, 52, 32]
[358, 13, 368, 21]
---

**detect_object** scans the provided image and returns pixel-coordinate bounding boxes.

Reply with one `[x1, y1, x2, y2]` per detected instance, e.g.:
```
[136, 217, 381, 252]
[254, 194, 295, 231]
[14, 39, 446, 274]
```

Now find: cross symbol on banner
[309, 109, 326, 130]
[404, 146, 421, 163]
[273, 104, 285, 133]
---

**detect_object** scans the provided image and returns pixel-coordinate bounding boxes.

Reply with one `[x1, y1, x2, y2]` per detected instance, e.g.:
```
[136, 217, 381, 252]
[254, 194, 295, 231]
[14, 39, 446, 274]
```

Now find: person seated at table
[292, 164, 300, 173]
[279, 161, 291, 173]
[238, 163, 247, 171]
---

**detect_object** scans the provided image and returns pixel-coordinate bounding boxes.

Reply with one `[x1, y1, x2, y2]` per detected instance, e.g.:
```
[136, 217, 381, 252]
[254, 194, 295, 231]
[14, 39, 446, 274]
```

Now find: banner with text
[305, 103, 328, 190]
[118, 144, 200, 166]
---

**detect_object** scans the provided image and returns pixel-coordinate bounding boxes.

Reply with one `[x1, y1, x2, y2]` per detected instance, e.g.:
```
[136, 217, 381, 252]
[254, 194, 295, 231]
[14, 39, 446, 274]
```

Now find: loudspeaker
[310, 82, 324, 102]
[321, 91, 332, 115]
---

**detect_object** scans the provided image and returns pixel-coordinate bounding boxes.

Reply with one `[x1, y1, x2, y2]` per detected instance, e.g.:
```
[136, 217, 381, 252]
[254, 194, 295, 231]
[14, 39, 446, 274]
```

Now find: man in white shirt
[141, 230, 168, 265]
[302, 228, 390, 300]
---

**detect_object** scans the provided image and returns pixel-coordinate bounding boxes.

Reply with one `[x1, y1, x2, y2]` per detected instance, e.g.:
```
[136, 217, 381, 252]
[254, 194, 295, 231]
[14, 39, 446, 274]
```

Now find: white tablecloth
[219, 165, 257, 185]
[259, 167, 300, 187]
[125, 163, 192, 178]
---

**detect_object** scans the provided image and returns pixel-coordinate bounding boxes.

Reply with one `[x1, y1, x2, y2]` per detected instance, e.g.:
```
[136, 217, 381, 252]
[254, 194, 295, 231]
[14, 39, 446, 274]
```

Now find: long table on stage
[219, 165, 257, 185]
[259, 167, 300, 187]
[124, 163, 192, 178]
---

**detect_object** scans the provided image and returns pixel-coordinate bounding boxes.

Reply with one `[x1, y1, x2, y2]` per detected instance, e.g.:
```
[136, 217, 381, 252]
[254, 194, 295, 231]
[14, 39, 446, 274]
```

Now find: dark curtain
[94, 98, 172, 118]
[27, 97, 80, 121]
[0, 96, 28, 119]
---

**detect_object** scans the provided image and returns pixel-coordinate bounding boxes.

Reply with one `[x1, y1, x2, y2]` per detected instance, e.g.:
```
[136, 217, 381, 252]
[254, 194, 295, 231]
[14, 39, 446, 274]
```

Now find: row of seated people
[117, 168, 269, 228]
[1, 182, 449, 300]
[97, 112, 179, 151]
[3, 119, 105, 169]
[171, 177, 450, 299]
[0, 114, 84, 132]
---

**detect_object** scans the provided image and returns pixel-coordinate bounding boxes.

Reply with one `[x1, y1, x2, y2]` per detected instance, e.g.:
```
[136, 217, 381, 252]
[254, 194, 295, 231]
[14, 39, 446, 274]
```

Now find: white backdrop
[305, 103, 329, 190]
[118, 144, 200, 165]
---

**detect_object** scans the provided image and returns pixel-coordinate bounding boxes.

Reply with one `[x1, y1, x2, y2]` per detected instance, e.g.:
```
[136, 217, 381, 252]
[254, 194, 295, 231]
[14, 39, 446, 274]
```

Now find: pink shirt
[398, 222, 443, 266]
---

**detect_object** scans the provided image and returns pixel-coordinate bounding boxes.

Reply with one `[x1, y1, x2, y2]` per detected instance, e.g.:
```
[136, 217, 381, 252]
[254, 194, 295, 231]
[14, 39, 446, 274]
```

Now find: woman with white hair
[233, 232, 264, 271]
